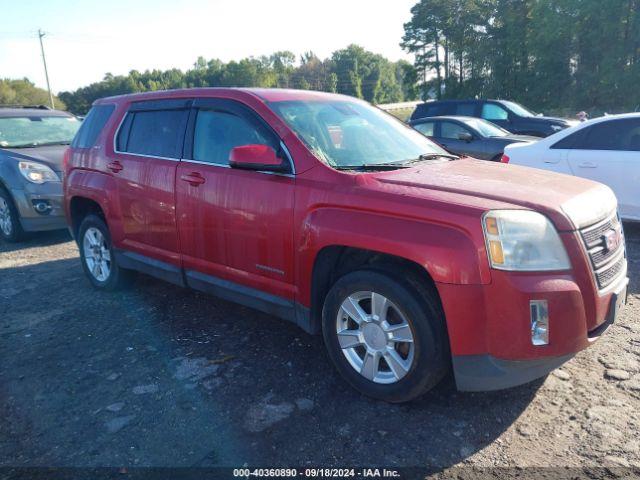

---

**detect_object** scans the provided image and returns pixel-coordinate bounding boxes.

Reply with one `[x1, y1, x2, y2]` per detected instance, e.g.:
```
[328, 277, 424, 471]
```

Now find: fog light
[530, 300, 549, 346]
[32, 200, 52, 215]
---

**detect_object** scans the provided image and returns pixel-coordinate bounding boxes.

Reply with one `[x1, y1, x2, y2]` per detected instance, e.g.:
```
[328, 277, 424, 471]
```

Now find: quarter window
[551, 129, 587, 149]
[119, 109, 188, 158]
[193, 109, 274, 166]
[481, 104, 509, 121]
[72, 105, 114, 148]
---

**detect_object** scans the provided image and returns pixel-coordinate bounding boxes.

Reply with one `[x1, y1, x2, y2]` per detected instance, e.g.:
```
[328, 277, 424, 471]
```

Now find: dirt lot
[0, 224, 639, 475]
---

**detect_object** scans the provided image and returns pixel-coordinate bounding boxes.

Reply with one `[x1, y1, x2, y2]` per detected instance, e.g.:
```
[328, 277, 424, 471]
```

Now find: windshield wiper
[418, 153, 458, 161]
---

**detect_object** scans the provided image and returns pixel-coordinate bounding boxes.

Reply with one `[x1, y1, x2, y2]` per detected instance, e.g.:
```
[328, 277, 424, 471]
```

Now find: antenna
[38, 29, 55, 109]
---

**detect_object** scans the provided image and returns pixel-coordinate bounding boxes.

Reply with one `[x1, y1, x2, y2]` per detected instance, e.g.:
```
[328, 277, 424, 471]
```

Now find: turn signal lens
[500, 154, 510, 163]
[489, 240, 504, 264]
[485, 216, 499, 235]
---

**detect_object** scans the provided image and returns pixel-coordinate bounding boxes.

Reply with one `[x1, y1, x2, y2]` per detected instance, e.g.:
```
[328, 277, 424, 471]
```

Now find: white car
[503, 113, 640, 222]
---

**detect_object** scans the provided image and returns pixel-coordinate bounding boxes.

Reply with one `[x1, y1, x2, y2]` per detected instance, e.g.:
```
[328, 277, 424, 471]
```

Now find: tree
[55, 45, 415, 114]
[402, 0, 640, 113]
[0, 78, 66, 109]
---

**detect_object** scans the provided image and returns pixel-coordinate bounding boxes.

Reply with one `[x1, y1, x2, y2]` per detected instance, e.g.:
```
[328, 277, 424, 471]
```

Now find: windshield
[464, 118, 510, 137]
[269, 99, 449, 168]
[0, 115, 81, 148]
[502, 101, 535, 118]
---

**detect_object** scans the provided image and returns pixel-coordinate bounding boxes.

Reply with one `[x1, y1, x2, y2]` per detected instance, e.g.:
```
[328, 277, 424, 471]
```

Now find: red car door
[109, 99, 190, 267]
[176, 98, 296, 303]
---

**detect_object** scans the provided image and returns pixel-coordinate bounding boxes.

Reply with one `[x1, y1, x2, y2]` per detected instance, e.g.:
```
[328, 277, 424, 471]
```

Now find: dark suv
[0, 105, 81, 241]
[410, 99, 575, 137]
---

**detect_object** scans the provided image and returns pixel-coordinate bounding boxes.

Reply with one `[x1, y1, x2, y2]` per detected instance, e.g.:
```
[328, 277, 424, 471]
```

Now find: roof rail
[0, 104, 52, 110]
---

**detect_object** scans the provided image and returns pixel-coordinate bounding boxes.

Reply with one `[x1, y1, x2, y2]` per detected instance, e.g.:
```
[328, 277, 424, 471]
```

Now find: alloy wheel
[83, 227, 111, 282]
[335, 290, 415, 384]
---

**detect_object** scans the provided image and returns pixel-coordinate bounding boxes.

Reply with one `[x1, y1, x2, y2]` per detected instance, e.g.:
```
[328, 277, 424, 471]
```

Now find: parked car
[410, 116, 537, 161]
[503, 113, 640, 222]
[0, 105, 81, 242]
[64, 89, 628, 402]
[410, 99, 576, 138]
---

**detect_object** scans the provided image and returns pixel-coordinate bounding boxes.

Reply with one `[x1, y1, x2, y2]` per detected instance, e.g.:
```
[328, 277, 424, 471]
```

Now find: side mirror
[458, 132, 474, 142]
[229, 144, 286, 172]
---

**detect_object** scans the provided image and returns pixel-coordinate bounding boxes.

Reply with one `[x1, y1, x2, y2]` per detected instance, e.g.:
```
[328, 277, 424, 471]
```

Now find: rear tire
[322, 269, 449, 403]
[78, 214, 135, 290]
[0, 188, 26, 243]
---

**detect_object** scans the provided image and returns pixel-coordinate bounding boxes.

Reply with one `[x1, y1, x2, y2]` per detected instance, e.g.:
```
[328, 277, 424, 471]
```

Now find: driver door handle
[180, 172, 206, 186]
[106, 161, 123, 173]
[577, 161, 597, 168]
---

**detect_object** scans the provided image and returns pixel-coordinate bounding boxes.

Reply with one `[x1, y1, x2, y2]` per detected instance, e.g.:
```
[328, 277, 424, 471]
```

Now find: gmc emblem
[603, 227, 623, 252]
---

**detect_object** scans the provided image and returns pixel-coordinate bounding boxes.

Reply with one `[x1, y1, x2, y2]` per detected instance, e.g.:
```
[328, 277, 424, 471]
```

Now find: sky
[0, 0, 416, 94]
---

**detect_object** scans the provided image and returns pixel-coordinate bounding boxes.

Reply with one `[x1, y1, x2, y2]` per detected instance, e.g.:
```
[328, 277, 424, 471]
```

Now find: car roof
[579, 112, 640, 125]
[0, 107, 73, 118]
[94, 87, 353, 106]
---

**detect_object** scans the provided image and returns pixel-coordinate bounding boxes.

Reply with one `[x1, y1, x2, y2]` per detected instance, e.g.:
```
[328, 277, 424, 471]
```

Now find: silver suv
[0, 105, 81, 242]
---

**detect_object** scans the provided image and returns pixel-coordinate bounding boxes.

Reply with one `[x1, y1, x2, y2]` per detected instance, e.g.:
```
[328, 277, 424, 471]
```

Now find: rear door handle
[577, 161, 597, 168]
[180, 172, 206, 186]
[106, 161, 123, 173]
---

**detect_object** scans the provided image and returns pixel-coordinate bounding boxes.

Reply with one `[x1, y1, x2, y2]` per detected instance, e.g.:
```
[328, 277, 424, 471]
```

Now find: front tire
[322, 269, 448, 403]
[78, 214, 135, 290]
[0, 188, 26, 243]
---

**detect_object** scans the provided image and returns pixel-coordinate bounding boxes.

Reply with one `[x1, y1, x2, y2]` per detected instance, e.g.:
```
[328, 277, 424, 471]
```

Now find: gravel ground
[0, 224, 639, 475]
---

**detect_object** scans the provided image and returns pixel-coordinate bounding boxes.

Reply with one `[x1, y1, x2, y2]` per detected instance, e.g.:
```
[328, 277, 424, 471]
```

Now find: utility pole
[37, 29, 55, 109]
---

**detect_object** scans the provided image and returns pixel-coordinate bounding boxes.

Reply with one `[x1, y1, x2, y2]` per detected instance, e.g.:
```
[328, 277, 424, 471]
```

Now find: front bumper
[9, 184, 66, 232]
[452, 353, 575, 391]
[437, 258, 628, 392]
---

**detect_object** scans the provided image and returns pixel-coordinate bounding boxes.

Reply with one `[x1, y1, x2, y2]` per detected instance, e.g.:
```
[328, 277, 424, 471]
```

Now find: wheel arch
[309, 245, 445, 337]
[68, 196, 107, 239]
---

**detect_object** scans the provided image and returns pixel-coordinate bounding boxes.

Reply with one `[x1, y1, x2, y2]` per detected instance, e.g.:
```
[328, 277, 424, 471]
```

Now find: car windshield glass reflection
[464, 118, 511, 137]
[0, 116, 81, 148]
[270, 99, 449, 168]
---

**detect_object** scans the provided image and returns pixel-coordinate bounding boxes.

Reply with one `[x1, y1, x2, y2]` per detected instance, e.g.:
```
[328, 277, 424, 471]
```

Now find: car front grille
[579, 214, 627, 290]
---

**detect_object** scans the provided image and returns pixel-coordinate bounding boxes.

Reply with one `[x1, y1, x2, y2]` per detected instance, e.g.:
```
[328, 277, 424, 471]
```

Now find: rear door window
[71, 105, 115, 148]
[441, 121, 472, 139]
[413, 121, 435, 136]
[412, 102, 453, 119]
[576, 118, 640, 151]
[455, 103, 477, 116]
[119, 109, 188, 158]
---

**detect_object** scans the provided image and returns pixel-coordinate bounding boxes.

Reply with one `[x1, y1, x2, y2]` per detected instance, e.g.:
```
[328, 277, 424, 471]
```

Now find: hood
[371, 158, 616, 231]
[0, 145, 68, 174]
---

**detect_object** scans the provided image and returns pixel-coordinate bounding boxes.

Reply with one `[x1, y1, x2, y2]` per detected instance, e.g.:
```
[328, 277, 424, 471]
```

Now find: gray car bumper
[10, 184, 66, 232]
[453, 353, 575, 392]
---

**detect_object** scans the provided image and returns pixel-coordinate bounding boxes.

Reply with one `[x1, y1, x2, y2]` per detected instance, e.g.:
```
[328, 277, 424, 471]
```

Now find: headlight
[18, 161, 60, 184]
[550, 125, 564, 132]
[482, 210, 570, 271]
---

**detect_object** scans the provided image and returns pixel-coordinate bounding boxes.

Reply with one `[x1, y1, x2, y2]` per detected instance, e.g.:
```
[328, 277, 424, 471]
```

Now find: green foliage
[57, 46, 419, 115]
[0, 78, 66, 110]
[402, 0, 640, 114]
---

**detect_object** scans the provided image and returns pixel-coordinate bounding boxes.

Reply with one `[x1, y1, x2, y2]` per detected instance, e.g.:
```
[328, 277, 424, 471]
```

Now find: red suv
[64, 88, 628, 402]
